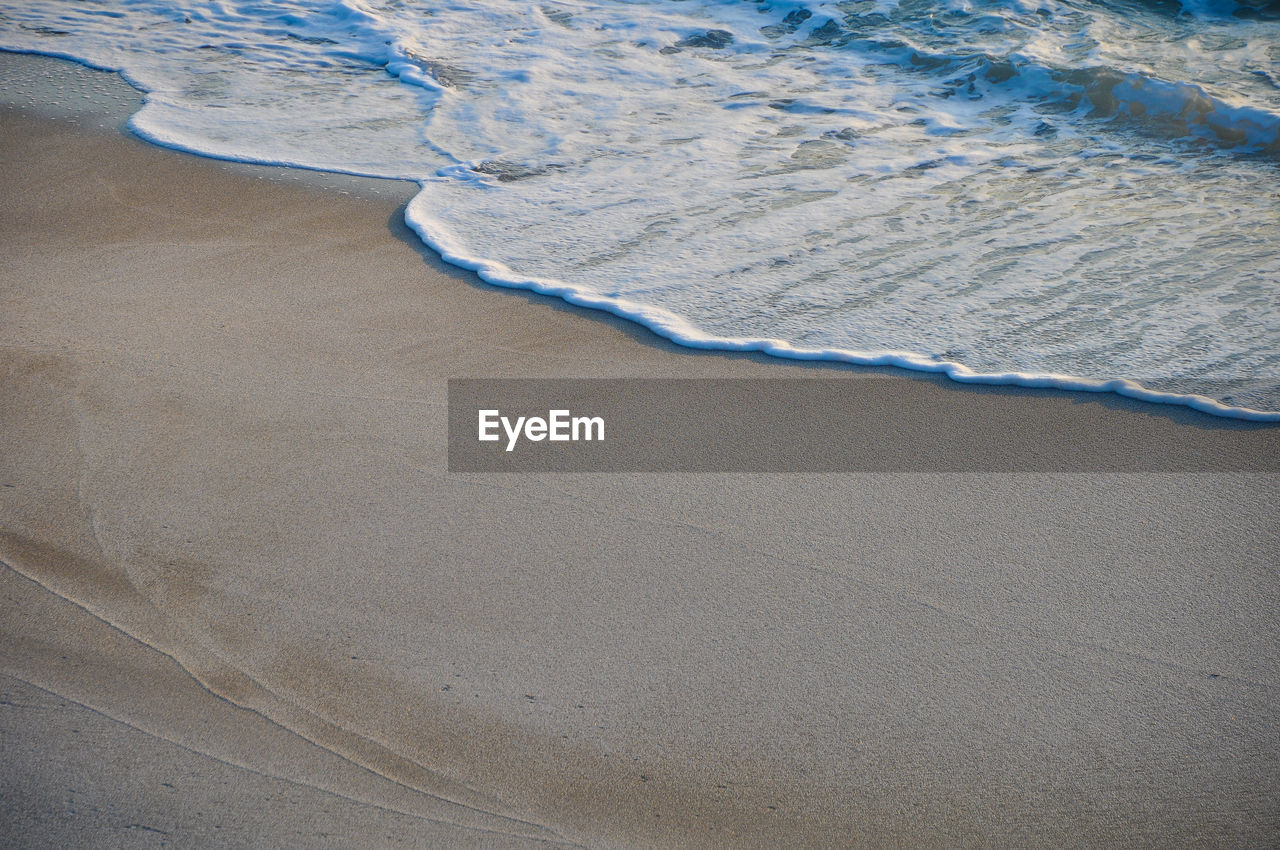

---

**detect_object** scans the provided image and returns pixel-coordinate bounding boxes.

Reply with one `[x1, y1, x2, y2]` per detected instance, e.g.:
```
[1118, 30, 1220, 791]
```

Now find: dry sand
[1, 53, 1278, 847]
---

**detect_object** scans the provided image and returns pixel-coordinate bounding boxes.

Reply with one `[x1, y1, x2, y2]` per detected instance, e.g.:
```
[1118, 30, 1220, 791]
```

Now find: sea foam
[3, 0, 1277, 419]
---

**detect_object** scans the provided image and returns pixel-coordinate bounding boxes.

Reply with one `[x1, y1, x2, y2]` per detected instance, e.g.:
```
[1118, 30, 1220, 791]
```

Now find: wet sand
[2, 53, 1278, 847]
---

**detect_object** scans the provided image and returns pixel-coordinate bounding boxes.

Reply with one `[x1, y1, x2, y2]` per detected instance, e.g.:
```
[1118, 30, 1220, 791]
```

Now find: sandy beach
[2, 53, 1278, 847]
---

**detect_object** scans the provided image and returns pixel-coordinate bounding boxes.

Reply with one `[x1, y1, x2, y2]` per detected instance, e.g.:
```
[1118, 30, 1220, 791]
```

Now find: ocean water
[2, 0, 1278, 418]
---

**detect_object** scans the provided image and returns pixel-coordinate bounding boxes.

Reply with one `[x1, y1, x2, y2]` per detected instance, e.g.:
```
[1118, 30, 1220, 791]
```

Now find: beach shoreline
[2, 52, 1278, 847]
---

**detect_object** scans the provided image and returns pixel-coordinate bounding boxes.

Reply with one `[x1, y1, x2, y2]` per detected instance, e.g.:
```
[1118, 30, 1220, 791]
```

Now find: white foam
[2, 0, 1277, 419]
[404, 197, 1280, 422]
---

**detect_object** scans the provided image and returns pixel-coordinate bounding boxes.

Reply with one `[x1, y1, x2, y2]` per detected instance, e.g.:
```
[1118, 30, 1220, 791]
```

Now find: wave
[404, 198, 1280, 422]
[2, 0, 1278, 422]
[770, 25, 1280, 156]
[1059, 66, 1280, 155]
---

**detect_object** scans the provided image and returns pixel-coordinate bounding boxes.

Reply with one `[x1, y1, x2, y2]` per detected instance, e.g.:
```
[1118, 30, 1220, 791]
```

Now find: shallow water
[2, 0, 1278, 416]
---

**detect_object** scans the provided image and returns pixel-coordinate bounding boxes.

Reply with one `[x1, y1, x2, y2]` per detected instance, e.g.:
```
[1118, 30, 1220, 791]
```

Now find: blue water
[3, 0, 1278, 419]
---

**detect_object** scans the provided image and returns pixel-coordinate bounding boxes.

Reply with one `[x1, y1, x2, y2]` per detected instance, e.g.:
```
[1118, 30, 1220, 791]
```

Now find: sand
[1, 53, 1278, 847]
